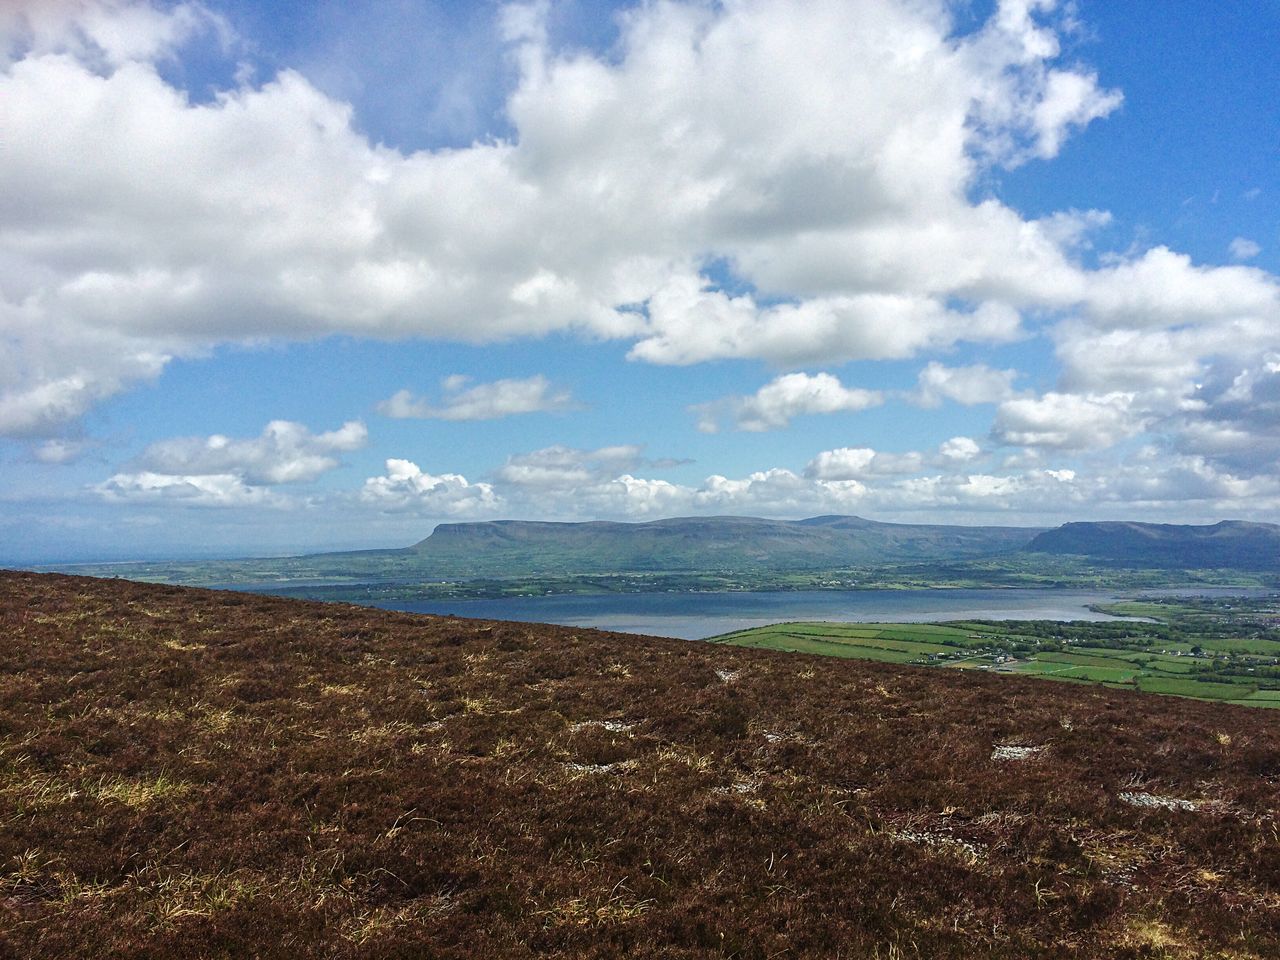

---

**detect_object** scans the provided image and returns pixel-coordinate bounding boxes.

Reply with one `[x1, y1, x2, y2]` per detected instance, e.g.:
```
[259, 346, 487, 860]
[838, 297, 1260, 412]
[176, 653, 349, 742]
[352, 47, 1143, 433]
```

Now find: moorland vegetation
[2, 571, 1279, 958]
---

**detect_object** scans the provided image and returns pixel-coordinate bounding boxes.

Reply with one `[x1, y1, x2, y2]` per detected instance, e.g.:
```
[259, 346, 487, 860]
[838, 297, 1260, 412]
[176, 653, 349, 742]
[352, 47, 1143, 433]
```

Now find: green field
[709, 598, 1280, 707]
[707, 623, 968, 663]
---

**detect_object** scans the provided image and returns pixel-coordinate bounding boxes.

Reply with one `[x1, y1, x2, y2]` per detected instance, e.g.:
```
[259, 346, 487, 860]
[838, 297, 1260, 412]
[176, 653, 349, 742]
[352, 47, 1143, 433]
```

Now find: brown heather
[1, 570, 1278, 959]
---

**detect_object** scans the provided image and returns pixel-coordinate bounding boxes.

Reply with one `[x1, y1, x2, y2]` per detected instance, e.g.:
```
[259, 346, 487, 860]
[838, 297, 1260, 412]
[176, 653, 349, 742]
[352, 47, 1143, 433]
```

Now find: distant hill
[1027, 520, 1280, 570]
[408, 514, 1042, 574]
[4, 570, 1277, 958]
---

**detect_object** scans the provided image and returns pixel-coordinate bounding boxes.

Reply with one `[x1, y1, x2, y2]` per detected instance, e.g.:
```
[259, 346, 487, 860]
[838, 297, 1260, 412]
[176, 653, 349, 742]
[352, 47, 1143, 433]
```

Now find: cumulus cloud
[0, 353, 168, 438]
[911, 361, 1018, 408]
[805, 447, 924, 480]
[938, 436, 982, 462]
[0, 0, 1136, 436]
[94, 419, 366, 506]
[573, 474, 692, 518]
[694, 372, 883, 433]
[494, 444, 648, 488]
[378, 374, 574, 420]
[632, 280, 1023, 367]
[1172, 356, 1280, 469]
[134, 420, 367, 485]
[96, 471, 282, 507]
[32, 438, 95, 464]
[360, 458, 500, 515]
[349, 433, 1280, 525]
[1082, 247, 1280, 330]
[1229, 237, 1261, 261]
[7, 0, 1279, 529]
[0, 0, 228, 69]
[1054, 324, 1205, 394]
[992, 391, 1140, 450]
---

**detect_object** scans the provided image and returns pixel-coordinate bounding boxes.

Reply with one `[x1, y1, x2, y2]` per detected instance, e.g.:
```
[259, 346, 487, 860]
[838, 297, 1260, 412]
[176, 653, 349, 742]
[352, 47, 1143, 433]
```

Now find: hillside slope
[2, 571, 1278, 959]
[1028, 520, 1280, 570]
[410, 514, 1042, 574]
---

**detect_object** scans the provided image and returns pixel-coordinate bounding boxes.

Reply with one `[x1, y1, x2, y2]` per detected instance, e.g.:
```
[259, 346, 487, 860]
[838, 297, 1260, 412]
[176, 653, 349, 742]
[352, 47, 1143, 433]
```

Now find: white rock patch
[1119, 791, 1199, 812]
[569, 719, 635, 734]
[991, 744, 1045, 761]
[563, 760, 635, 775]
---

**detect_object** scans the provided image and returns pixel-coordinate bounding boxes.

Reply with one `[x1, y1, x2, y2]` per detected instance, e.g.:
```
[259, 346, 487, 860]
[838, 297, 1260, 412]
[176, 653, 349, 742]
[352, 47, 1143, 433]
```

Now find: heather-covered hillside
[2, 571, 1278, 959]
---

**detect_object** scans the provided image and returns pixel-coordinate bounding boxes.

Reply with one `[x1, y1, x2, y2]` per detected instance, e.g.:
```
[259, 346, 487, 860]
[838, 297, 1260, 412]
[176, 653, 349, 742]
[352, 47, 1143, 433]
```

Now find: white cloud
[632, 279, 1023, 367]
[6, 0, 1277, 528]
[912, 361, 1018, 408]
[695, 372, 883, 433]
[134, 420, 367, 485]
[493, 444, 646, 488]
[378, 374, 574, 420]
[1054, 323, 1205, 394]
[360, 458, 501, 515]
[574, 474, 691, 518]
[0, 0, 1134, 436]
[939, 436, 982, 462]
[965, 1, 1123, 165]
[1083, 247, 1280, 329]
[94, 418, 366, 507]
[96, 471, 282, 507]
[1171, 356, 1280, 470]
[993, 391, 1140, 450]
[805, 447, 924, 480]
[1229, 237, 1261, 261]
[0, 0, 227, 69]
[267, 432, 1280, 526]
[693, 468, 837, 515]
[32, 437, 94, 464]
[0, 354, 167, 437]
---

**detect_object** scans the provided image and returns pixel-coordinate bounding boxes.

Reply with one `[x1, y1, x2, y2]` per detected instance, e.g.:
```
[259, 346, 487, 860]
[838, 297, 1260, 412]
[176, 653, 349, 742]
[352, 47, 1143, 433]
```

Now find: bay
[363, 587, 1255, 641]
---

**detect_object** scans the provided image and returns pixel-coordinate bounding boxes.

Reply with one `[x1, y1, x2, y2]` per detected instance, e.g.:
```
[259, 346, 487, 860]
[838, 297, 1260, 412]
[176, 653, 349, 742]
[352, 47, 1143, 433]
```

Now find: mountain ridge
[409, 514, 1044, 574]
[1026, 519, 1280, 570]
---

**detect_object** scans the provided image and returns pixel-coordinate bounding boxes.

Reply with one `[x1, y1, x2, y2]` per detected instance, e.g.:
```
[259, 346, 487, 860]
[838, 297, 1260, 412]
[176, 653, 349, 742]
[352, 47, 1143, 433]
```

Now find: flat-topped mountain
[1027, 519, 1280, 570]
[2, 570, 1277, 958]
[410, 514, 1042, 574]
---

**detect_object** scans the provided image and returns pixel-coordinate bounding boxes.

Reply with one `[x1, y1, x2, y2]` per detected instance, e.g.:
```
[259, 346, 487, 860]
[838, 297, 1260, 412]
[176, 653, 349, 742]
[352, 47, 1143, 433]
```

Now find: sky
[1, 0, 1279, 563]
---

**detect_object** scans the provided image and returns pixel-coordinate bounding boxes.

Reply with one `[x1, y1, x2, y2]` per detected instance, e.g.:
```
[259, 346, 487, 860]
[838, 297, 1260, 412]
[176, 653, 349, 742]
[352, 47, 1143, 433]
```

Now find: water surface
[366, 587, 1229, 640]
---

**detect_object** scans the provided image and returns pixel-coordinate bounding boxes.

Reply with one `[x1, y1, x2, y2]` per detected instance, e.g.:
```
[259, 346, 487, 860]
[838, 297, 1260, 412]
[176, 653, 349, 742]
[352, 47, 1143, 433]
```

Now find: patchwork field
[3, 572, 1280, 958]
[711, 604, 1280, 709]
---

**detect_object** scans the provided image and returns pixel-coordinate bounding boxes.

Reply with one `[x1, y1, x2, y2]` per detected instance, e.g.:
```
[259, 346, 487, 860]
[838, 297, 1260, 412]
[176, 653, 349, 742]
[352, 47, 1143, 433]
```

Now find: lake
[365, 587, 1246, 640]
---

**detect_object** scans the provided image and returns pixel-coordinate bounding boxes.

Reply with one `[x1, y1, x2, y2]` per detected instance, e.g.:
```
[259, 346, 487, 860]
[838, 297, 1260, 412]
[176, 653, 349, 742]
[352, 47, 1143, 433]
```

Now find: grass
[1136, 677, 1257, 700]
[1034, 651, 1137, 669]
[1011, 662, 1140, 684]
[725, 633, 924, 662]
[1196, 637, 1280, 656]
[717, 615, 1280, 708]
[2, 571, 1280, 959]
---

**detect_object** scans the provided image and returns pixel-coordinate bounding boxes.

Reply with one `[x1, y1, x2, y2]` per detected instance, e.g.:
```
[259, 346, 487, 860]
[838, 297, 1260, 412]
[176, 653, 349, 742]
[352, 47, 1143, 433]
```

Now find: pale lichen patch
[991, 744, 1045, 761]
[1119, 791, 1199, 812]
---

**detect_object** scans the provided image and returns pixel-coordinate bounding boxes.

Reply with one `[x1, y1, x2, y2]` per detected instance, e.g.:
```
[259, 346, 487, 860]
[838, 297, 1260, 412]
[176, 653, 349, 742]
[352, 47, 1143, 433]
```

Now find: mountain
[4, 570, 1276, 958]
[408, 514, 1043, 574]
[1026, 519, 1280, 570]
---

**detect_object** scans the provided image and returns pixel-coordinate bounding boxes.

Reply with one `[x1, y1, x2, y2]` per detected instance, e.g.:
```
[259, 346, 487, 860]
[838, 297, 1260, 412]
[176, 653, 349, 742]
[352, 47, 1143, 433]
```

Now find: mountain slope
[1027, 520, 1280, 569]
[3, 570, 1278, 959]
[409, 514, 1042, 574]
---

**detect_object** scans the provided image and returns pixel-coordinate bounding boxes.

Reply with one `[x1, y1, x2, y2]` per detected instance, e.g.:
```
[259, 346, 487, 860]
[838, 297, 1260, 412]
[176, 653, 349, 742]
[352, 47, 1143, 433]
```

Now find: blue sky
[1, 0, 1278, 562]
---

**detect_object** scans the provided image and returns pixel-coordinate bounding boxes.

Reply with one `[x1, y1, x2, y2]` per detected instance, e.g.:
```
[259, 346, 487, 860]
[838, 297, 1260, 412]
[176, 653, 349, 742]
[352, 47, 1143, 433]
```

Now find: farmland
[710, 595, 1280, 708]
